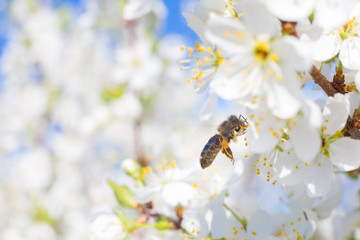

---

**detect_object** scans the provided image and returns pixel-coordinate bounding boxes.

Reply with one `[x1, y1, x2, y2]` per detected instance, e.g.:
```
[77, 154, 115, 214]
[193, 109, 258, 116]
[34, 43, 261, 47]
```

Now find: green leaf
[33, 205, 55, 226]
[101, 84, 126, 103]
[122, 159, 144, 186]
[154, 217, 172, 230]
[308, 9, 315, 24]
[108, 179, 137, 208]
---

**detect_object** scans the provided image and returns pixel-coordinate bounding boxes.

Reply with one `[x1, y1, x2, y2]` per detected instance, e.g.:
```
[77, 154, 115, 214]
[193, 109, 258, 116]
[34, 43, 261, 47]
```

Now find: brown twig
[309, 65, 336, 96]
[281, 21, 337, 97]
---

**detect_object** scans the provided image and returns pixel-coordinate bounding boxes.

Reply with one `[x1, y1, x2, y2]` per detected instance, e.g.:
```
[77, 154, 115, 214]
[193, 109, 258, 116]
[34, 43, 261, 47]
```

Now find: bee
[200, 115, 248, 169]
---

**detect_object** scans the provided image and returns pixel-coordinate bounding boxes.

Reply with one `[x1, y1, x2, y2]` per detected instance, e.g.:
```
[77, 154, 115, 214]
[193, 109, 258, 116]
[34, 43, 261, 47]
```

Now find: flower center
[339, 17, 359, 41]
[253, 39, 278, 64]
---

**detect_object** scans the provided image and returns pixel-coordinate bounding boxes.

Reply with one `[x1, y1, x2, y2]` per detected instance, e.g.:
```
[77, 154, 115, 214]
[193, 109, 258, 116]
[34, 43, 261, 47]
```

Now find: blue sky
[0, 0, 198, 55]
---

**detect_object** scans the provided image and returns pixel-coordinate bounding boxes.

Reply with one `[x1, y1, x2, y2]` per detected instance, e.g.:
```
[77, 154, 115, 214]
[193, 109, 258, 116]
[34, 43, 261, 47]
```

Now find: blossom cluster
[2, 0, 360, 240]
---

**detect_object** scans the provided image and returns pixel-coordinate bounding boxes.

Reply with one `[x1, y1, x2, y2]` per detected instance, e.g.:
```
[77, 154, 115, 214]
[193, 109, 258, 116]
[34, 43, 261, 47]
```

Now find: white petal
[123, 0, 153, 20]
[247, 115, 283, 153]
[242, 0, 281, 36]
[133, 186, 161, 203]
[199, 93, 218, 121]
[355, 72, 360, 93]
[323, 93, 350, 135]
[275, 37, 312, 72]
[291, 117, 321, 162]
[163, 182, 196, 206]
[314, 0, 357, 30]
[339, 37, 360, 70]
[181, 209, 209, 236]
[315, 177, 342, 219]
[246, 210, 272, 239]
[275, 149, 311, 185]
[204, 13, 250, 55]
[182, 12, 207, 44]
[301, 100, 322, 129]
[329, 137, 360, 171]
[305, 156, 333, 197]
[211, 204, 227, 239]
[311, 32, 341, 61]
[346, 91, 360, 115]
[264, 0, 314, 22]
[267, 81, 300, 119]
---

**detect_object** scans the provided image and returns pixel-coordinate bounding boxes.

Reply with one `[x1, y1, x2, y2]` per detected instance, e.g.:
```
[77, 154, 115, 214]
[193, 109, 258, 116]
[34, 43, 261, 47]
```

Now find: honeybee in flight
[200, 115, 248, 169]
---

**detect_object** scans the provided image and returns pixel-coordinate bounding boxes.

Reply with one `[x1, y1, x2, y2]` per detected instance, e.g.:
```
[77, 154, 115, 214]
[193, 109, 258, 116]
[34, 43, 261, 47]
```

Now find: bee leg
[221, 147, 235, 164]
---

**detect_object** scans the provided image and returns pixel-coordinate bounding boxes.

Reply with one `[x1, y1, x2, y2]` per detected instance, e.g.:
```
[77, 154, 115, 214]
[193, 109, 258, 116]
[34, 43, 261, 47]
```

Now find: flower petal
[267, 81, 300, 119]
[183, 12, 207, 44]
[322, 93, 350, 136]
[246, 209, 272, 239]
[305, 156, 333, 197]
[241, 0, 281, 36]
[199, 93, 218, 121]
[204, 13, 250, 55]
[123, 0, 153, 20]
[311, 32, 341, 62]
[339, 37, 360, 70]
[291, 117, 321, 162]
[329, 137, 360, 171]
[264, 0, 314, 22]
[211, 203, 227, 239]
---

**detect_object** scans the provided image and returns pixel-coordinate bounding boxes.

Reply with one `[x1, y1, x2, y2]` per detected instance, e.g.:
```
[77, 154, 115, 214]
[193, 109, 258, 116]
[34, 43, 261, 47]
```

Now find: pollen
[192, 182, 198, 188]
[253, 164, 256, 168]
[255, 158, 259, 162]
[252, 231, 257, 236]
[305, 162, 310, 166]
[224, 30, 231, 38]
[298, 217, 301, 222]
[270, 52, 279, 62]
[269, 164, 273, 167]
[295, 165, 299, 169]
[275, 74, 282, 82]
[234, 31, 245, 38]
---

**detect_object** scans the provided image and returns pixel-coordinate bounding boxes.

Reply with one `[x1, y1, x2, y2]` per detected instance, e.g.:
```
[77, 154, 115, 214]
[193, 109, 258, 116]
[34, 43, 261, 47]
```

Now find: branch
[280, 21, 337, 97]
[309, 65, 336, 97]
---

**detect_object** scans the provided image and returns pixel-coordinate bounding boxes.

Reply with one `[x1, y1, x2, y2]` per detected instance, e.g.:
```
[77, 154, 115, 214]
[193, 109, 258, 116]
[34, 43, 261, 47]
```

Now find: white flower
[133, 161, 197, 216]
[204, 1, 311, 118]
[306, 2, 360, 69]
[263, 0, 314, 22]
[90, 213, 126, 240]
[123, 0, 154, 20]
[247, 100, 322, 162]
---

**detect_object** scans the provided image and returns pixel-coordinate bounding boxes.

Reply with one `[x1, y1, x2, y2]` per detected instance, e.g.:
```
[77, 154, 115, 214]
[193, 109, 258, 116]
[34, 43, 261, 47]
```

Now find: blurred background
[0, 0, 244, 239]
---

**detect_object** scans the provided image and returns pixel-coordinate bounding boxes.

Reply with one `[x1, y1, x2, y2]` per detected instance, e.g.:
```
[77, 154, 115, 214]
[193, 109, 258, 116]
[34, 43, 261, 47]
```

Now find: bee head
[234, 114, 248, 133]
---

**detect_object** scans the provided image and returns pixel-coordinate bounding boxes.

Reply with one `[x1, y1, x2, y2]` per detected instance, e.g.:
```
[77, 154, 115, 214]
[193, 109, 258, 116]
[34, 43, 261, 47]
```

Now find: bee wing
[200, 134, 223, 169]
